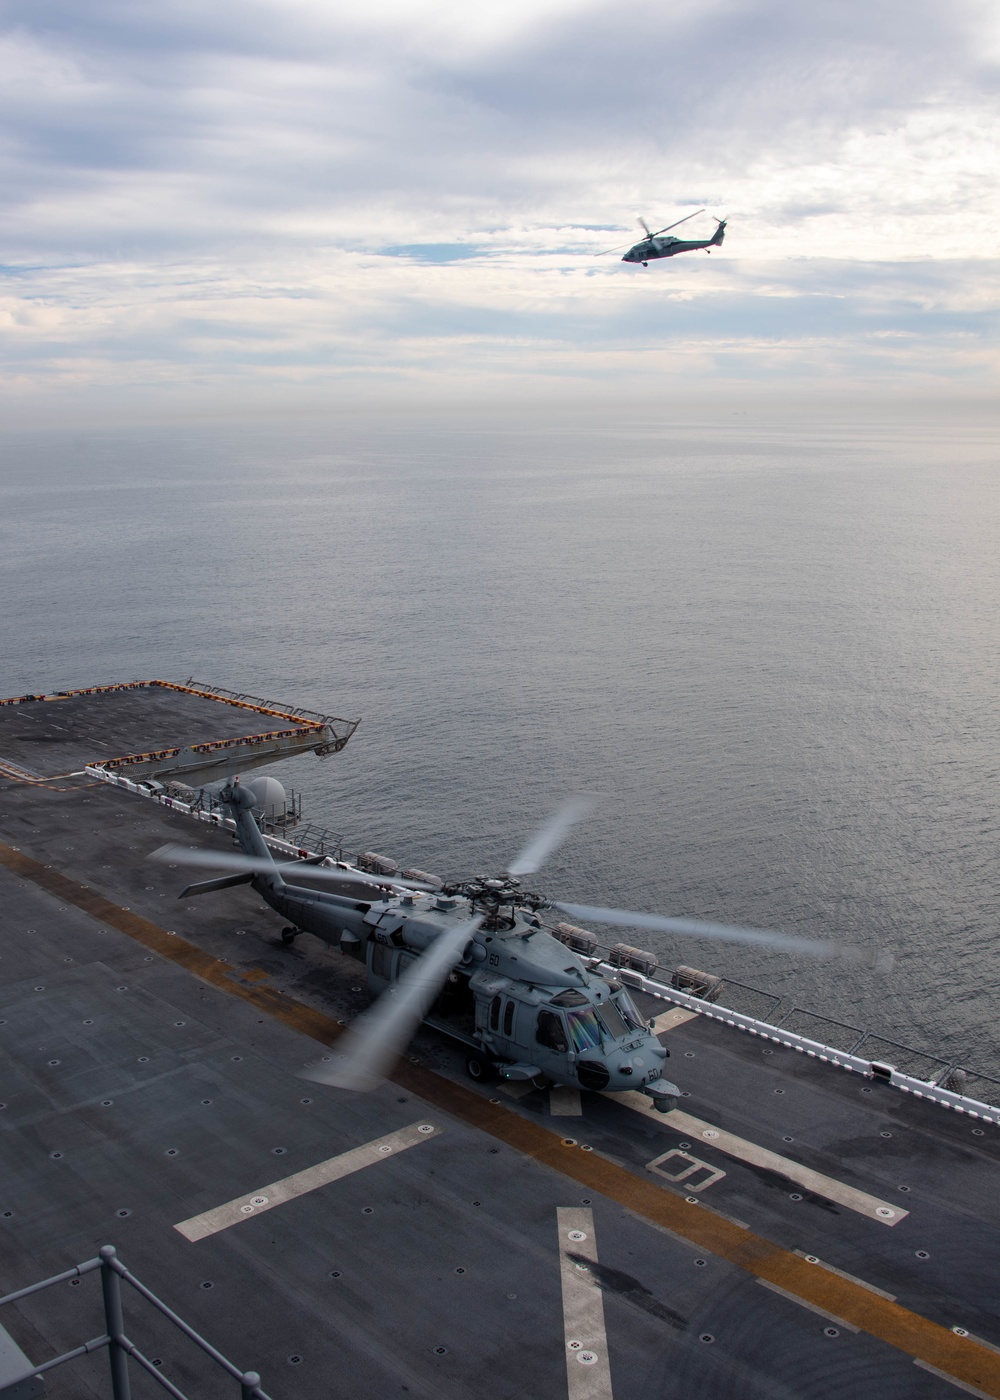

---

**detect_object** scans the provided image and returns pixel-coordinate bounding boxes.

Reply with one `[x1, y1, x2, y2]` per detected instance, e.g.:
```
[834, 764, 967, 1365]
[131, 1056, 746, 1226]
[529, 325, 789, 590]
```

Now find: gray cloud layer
[1, 0, 997, 408]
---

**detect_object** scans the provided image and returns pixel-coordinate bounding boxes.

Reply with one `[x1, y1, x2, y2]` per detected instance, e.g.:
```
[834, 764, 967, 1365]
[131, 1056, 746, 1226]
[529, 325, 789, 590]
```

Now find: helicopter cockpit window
[536, 1010, 568, 1053]
[596, 997, 629, 1041]
[549, 989, 589, 1008]
[489, 995, 501, 1032]
[615, 989, 644, 1030]
[566, 1007, 603, 1053]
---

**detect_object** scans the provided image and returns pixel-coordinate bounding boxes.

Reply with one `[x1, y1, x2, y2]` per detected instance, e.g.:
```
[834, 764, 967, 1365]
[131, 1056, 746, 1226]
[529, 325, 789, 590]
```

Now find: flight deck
[0, 683, 998, 1400]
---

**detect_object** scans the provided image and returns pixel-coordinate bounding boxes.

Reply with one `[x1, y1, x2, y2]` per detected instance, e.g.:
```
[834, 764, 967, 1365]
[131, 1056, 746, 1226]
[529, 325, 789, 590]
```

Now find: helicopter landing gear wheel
[653, 1095, 677, 1114]
[280, 927, 300, 945]
[465, 1053, 496, 1084]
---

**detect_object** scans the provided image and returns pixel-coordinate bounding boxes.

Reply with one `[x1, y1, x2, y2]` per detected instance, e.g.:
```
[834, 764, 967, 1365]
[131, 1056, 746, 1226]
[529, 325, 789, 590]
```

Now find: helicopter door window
[502, 1000, 516, 1037]
[536, 1010, 568, 1053]
[489, 995, 502, 1032]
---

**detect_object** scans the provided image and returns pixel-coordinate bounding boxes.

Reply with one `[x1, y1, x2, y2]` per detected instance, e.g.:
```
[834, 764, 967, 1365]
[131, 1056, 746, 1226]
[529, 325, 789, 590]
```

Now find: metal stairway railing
[0, 1246, 275, 1400]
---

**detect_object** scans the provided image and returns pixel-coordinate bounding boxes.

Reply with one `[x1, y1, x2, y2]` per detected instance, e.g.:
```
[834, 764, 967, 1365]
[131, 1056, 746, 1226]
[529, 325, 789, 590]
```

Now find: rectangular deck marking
[558, 1208, 614, 1400]
[4, 842, 998, 1398]
[757, 1279, 860, 1332]
[174, 1122, 439, 1242]
[793, 1250, 896, 1301]
[500, 1082, 533, 1099]
[612, 1094, 908, 1225]
[551, 1087, 583, 1116]
[915, 1360, 997, 1399]
[651, 1007, 700, 1033]
[646, 1149, 726, 1193]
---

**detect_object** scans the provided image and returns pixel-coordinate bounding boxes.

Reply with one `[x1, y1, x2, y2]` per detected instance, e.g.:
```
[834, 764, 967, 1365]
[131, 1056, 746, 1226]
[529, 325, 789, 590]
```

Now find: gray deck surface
[0, 756, 996, 1397]
[0, 688, 314, 777]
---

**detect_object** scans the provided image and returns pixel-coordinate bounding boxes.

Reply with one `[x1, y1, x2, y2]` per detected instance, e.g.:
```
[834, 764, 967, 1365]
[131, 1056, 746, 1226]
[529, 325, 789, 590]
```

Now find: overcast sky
[2, 0, 998, 417]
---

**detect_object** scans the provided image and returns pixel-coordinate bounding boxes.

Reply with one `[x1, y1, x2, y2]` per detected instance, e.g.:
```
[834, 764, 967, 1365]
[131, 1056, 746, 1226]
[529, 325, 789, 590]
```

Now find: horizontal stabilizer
[179, 871, 255, 898]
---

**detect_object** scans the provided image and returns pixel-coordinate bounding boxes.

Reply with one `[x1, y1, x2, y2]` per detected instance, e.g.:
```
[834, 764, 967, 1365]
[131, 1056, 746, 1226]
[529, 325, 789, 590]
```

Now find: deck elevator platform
[0, 681, 359, 788]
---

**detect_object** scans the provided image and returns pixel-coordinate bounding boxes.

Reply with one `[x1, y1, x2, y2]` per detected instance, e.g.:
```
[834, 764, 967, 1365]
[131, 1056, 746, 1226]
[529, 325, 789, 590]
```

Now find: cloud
[0, 0, 997, 410]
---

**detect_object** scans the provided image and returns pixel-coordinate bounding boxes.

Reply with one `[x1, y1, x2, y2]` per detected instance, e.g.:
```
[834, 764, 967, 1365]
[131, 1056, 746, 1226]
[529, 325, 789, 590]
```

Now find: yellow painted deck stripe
[2, 837, 998, 1398]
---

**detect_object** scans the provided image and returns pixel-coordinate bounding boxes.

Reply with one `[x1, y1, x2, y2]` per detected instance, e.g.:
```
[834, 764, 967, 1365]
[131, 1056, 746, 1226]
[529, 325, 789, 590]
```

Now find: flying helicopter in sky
[153, 781, 875, 1109]
[599, 210, 727, 267]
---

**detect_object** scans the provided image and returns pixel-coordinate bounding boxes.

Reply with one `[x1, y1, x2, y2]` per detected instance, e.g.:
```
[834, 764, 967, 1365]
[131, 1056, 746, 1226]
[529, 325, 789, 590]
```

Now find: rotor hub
[442, 874, 545, 920]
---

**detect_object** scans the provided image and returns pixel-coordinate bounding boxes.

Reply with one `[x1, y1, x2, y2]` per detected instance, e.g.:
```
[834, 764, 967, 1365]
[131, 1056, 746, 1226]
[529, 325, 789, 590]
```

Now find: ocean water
[1, 408, 998, 1073]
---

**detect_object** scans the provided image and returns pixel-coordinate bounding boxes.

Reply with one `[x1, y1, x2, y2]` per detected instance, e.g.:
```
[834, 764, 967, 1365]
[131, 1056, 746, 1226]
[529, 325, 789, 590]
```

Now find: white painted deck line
[914, 1359, 996, 1398]
[793, 1250, 896, 1300]
[967, 1333, 1000, 1360]
[756, 1279, 860, 1332]
[558, 1207, 614, 1400]
[175, 1122, 439, 1242]
[551, 1086, 583, 1116]
[608, 1093, 908, 1226]
[651, 1007, 700, 1033]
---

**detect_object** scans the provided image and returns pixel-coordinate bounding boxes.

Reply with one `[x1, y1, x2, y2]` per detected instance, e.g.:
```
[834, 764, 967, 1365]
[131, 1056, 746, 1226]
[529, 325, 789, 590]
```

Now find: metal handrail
[0, 1257, 101, 1302]
[599, 961, 1000, 1125]
[114, 1257, 254, 1385]
[0, 1246, 274, 1400]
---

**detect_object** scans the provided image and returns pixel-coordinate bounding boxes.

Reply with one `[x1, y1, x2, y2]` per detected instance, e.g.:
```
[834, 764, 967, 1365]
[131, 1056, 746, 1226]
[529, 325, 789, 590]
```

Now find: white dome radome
[246, 776, 287, 816]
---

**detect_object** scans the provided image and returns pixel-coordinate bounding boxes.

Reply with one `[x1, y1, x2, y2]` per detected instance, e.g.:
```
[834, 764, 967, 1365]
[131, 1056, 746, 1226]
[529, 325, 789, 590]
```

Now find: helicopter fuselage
[622, 221, 726, 266]
[209, 786, 678, 1106]
[249, 869, 676, 1104]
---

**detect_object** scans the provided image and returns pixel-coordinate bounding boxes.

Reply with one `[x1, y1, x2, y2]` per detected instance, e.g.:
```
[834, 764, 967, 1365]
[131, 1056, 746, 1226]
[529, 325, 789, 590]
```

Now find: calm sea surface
[1, 409, 998, 1072]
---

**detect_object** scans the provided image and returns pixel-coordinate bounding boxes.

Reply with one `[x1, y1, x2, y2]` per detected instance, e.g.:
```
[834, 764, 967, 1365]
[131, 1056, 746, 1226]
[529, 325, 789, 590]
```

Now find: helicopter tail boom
[217, 777, 290, 894]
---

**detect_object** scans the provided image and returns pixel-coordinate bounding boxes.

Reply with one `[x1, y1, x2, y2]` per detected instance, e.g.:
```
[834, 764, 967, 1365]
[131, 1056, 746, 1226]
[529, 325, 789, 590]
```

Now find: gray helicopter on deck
[600, 210, 727, 267]
[153, 782, 868, 1107]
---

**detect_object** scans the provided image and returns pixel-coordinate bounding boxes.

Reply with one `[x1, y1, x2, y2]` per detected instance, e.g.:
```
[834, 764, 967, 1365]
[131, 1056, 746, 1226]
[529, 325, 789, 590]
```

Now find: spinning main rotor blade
[594, 208, 707, 256]
[650, 208, 706, 236]
[148, 844, 433, 892]
[507, 796, 594, 877]
[552, 901, 869, 962]
[302, 916, 483, 1091]
[595, 237, 640, 255]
